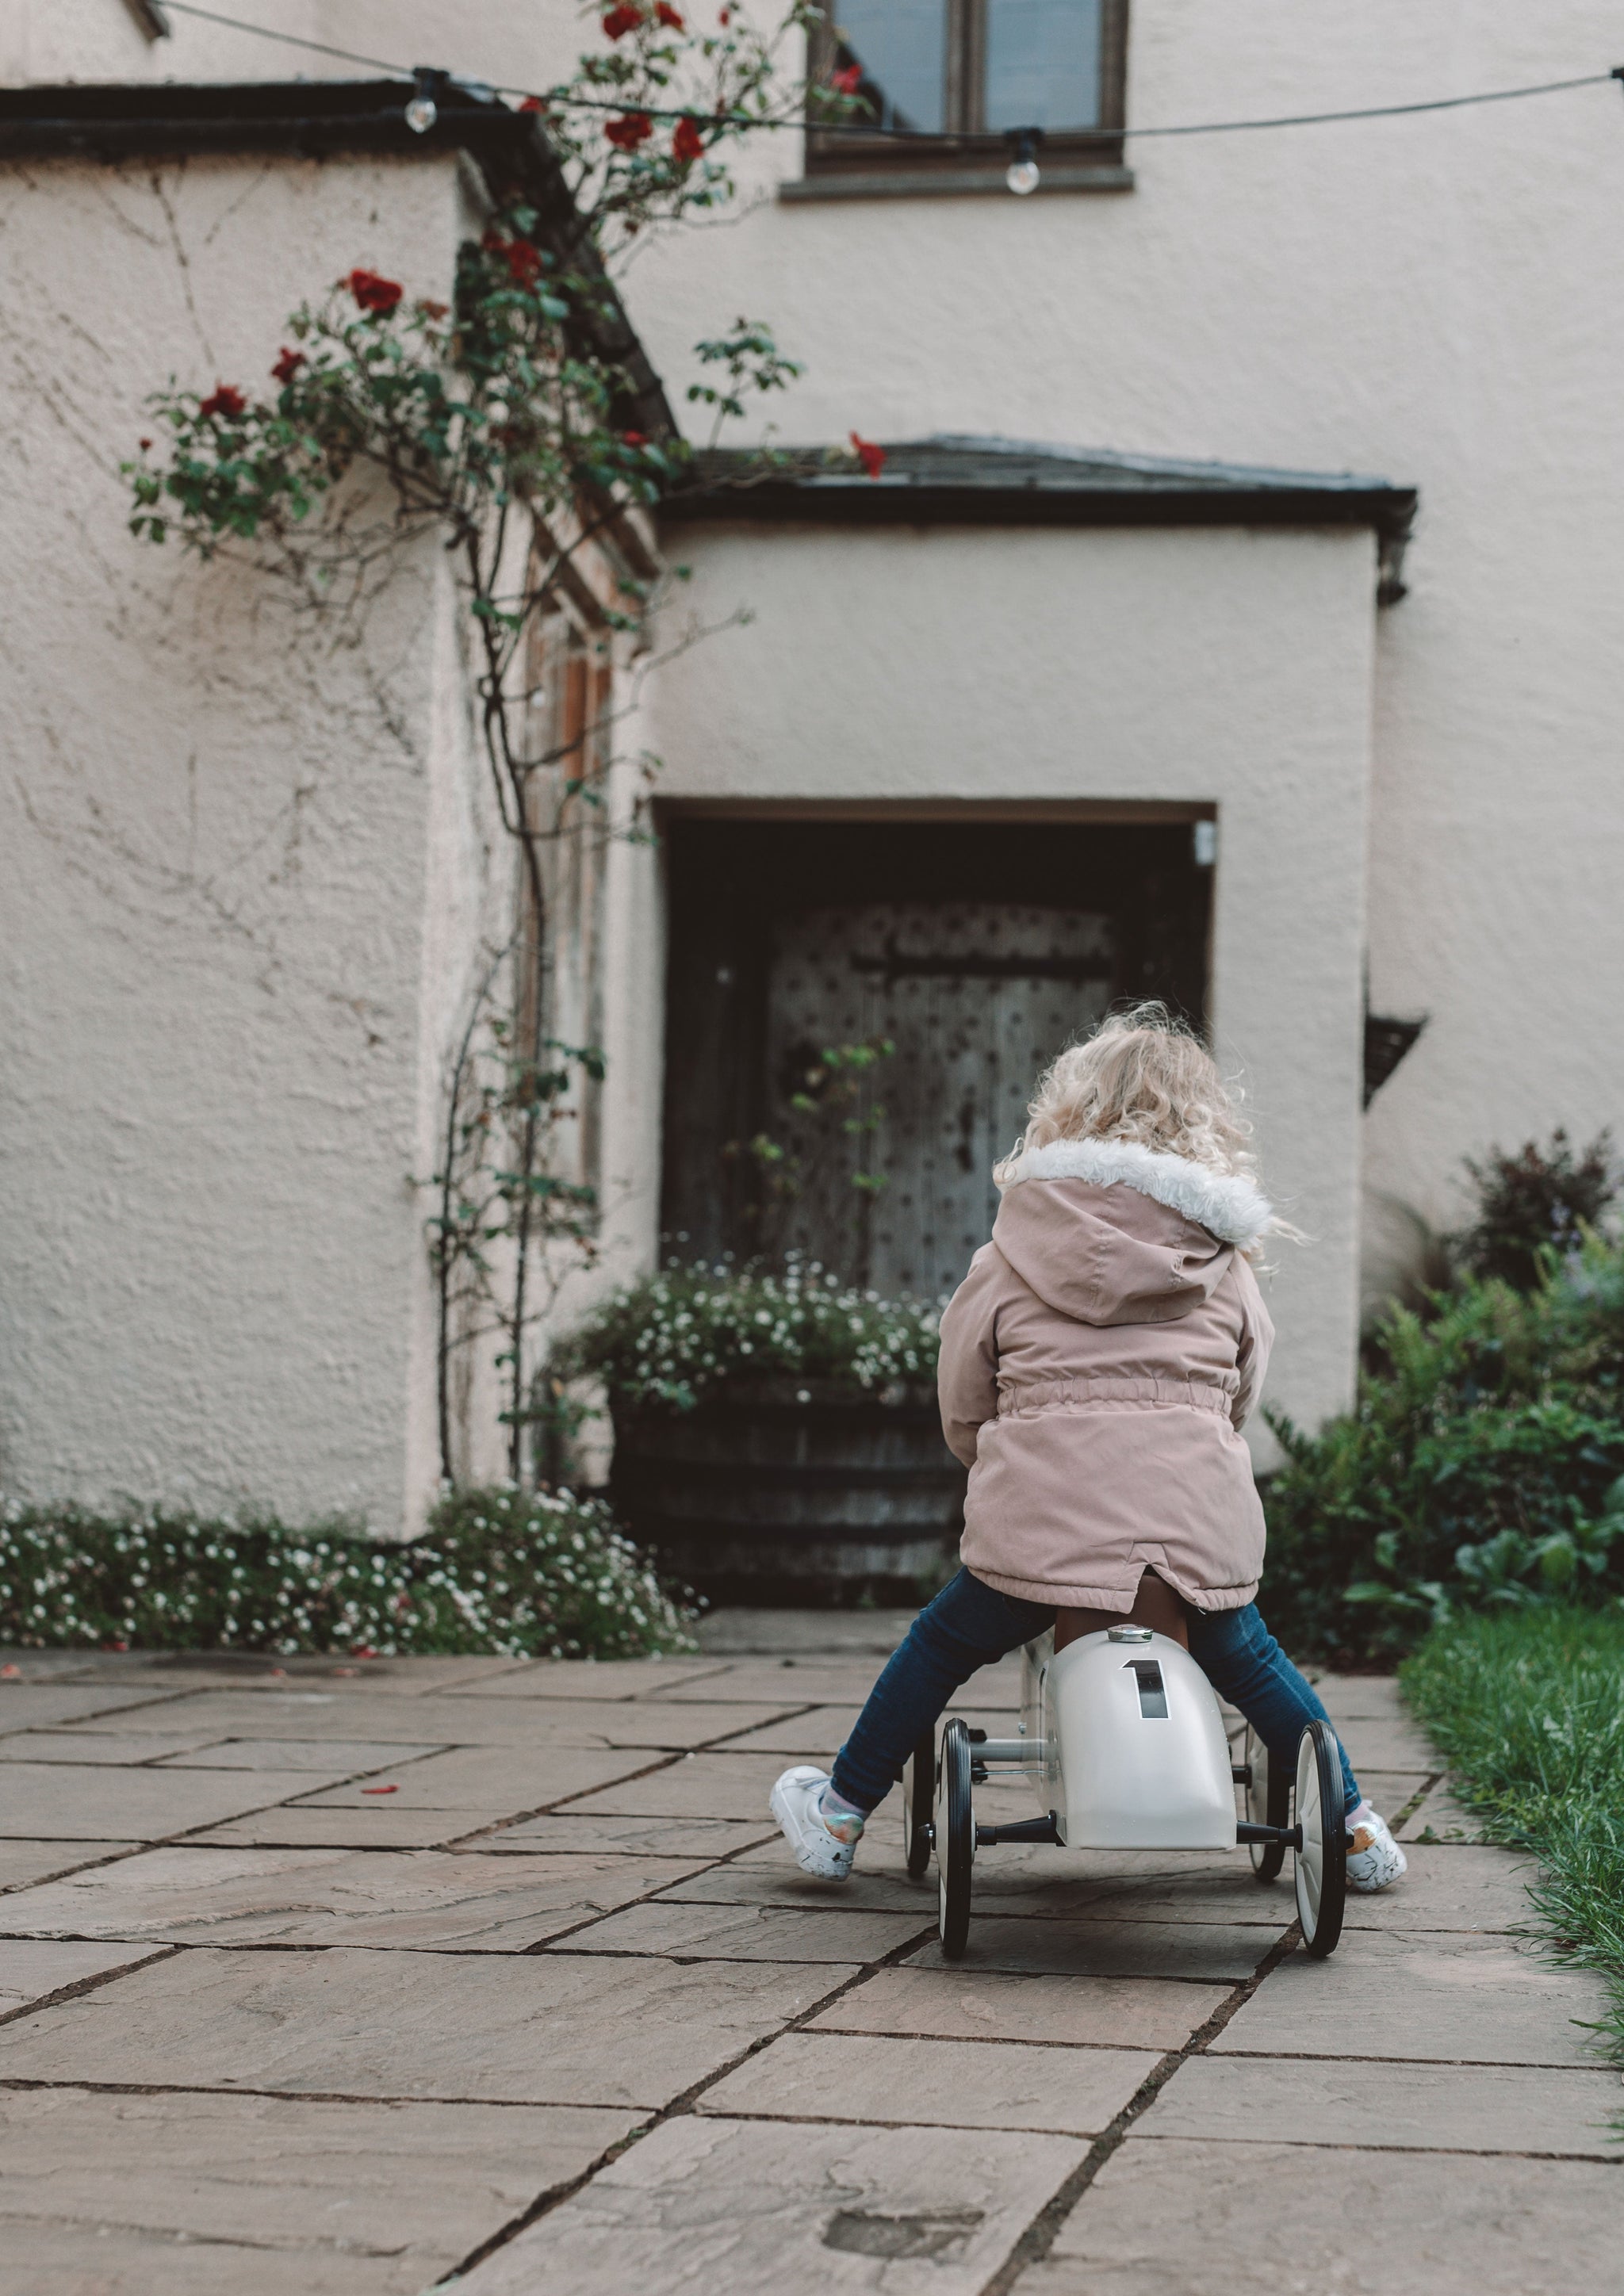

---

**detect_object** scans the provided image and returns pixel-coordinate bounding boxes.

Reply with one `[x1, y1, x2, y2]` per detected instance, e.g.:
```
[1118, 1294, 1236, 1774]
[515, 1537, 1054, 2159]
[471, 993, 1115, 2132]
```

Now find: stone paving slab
[1034, 1866, 1294, 1928]
[657, 1862, 939, 1916]
[0, 2087, 642, 2296]
[1137, 2053, 1624, 2154]
[441, 1658, 733, 1701]
[470, 1700, 800, 1750]
[0, 1684, 190, 1731]
[0, 1763, 353, 1841]
[1400, 1777, 1492, 1843]
[37, 1653, 532, 1693]
[699, 2030, 1159, 2135]
[1330, 1715, 1439, 1770]
[810, 1965, 1228, 2050]
[0, 1944, 853, 2107]
[0, 1649, 118, 1680]
[0, 1728, 239, 1765]
[1212, 1930, 1609, 2065]
[98, 1687, 674, 1746]
[559, 1898, 931, 1964]
[476, 1812, 776, 1858]
[730, 1838, 1239, 1890]
[155, 1735, 450, 1771]
[1030, 2137, 1624, 2295]
[0, 1841, 135, 1893]
[657, 1660, 1021, 1708]
[907, 1916, 1282, 1983]
[0, 2224, 408, 2294]
[1308, 1674, 1409, 1720]
[718, 1703, 1016, 1757]
[558, 1751, 795, 1820]
[0, 1845, 712, 1952]
[190, 1807, 531, 1850]
[697, 1609, 921, 1655]
[1350, 1758, 1434, 1800]
[0, 1937, 167, 2016]
[1341, 1842, 1537, 1931]
[294, 1743, 661, 1812]
[454, 2113, 1086, 2296]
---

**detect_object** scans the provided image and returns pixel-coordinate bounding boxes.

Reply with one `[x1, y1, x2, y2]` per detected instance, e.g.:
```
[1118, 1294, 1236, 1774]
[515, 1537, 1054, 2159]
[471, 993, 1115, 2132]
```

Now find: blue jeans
[830, 1567, 1361, 1816]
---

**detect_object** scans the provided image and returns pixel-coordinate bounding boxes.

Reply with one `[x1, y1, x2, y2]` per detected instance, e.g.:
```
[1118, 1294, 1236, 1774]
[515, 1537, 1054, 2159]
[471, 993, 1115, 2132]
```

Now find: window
[800, 0, 1128, 196]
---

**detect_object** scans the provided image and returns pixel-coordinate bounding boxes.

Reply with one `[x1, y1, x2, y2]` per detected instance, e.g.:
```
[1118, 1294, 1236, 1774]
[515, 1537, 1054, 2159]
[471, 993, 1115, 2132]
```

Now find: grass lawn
[1402, 1607, 1624, 2066]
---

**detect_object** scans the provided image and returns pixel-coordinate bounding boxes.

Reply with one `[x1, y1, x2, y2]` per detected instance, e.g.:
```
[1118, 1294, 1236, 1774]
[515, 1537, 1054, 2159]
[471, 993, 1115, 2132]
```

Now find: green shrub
[554, 1256, 942, 1413]
[1262, 1237, 1624, 1662]
[1402, 1609, 1624, 2069]
[0, 1484, 694, 1659]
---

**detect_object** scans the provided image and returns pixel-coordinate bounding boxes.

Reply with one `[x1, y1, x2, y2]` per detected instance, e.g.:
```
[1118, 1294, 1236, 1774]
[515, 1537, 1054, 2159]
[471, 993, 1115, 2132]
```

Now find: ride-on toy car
[901, 1623, 1349, 1959]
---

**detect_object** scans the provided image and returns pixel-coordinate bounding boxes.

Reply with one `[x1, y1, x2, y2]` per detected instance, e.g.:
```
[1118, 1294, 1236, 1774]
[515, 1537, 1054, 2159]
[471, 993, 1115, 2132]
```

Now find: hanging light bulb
[405, 67, 440, 134]
[1004, 126, 1042, 197]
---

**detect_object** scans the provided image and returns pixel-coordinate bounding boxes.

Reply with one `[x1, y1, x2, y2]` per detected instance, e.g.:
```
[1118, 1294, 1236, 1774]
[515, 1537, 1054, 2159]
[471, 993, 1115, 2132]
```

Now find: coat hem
[970, 1559, 1258, 1614]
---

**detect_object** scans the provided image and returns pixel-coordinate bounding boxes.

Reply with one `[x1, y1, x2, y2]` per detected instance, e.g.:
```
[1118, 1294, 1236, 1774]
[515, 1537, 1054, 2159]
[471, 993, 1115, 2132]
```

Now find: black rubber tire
[902, 1730, 935, 1880]
[1245, 1723, 1289, 1884]
[1294, 1719, 1347, 1958]
[936, 1717, 975, 1961]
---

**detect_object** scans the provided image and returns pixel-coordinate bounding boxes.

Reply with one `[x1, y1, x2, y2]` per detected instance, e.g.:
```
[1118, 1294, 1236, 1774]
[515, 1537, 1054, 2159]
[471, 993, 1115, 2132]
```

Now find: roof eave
[665, 475, 1419, 541]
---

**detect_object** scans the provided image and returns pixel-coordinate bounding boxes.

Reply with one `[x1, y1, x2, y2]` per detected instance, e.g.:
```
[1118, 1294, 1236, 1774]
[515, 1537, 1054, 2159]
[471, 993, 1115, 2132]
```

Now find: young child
[771, 1005, 1406, 1894]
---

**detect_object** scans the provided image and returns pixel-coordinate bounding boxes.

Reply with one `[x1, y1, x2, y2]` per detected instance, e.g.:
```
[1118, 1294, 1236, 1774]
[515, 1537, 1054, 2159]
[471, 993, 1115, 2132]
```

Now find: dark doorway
[661, 815, 1211, 1298]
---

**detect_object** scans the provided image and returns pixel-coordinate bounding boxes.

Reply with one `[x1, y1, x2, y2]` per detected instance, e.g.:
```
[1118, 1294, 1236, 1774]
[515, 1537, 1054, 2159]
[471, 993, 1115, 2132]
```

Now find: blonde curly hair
[994, 1003, 1256, 1184]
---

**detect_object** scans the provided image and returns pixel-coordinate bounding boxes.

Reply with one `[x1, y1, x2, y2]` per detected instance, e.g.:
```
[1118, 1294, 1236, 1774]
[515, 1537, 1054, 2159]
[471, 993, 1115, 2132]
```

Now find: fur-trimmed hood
[990, 1142, 1271, 1329]
[996, 1138, 1273, 1248]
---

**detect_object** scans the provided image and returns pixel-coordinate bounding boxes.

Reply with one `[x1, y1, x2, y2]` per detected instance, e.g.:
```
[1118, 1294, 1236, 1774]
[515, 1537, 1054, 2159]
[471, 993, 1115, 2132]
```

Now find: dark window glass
[984, 0, 1102, 130]
[835, 0, 949, 133]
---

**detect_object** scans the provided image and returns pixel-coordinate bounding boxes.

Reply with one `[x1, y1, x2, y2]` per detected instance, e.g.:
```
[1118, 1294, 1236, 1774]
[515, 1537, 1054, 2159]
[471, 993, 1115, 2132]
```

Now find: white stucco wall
[632, 3, 1624, 1298]
[637, 519, 1378, 1440]
[6, 0, 1623, 1487]
[0, 146, 500, 1528]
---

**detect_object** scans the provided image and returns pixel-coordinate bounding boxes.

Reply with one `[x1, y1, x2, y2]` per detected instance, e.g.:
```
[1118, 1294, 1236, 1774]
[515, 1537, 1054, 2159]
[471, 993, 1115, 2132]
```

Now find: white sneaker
[1345, 1803, 1408, 1892]
[770, 1765, 864, 1881]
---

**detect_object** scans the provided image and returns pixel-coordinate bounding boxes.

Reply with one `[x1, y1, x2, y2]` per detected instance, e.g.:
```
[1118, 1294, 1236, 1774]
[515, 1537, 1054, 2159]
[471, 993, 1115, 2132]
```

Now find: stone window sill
[779, 163, 1134, 203]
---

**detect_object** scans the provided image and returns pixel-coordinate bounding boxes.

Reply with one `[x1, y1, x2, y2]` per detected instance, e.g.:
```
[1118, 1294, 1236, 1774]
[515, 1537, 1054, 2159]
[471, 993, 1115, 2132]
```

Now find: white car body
[1018, 1627, 1238, 1850]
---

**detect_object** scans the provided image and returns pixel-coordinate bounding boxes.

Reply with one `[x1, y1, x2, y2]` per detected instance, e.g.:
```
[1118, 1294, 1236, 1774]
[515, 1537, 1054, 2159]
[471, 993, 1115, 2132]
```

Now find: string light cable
[156, 2, 1620, 154]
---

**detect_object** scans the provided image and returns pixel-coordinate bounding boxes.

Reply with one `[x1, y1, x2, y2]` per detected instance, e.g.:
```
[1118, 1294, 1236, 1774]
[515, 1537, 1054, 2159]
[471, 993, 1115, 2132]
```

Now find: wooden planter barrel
[609, 1376, 966, 1605]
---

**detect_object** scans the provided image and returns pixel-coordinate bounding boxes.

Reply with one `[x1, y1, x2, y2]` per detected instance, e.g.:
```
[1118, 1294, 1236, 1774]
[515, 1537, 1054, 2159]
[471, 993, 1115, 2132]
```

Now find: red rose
[518, 94, 546, 113]
[849, 430, 886, 480]
[138, 437, 153, 450]
[346, 267, 404, 316]
[603, 5, 643, 36]
[656, 2, 684, 25]
[672, 116, 704, 164]
[417, 298, 450, 320]
[718, 5, 730, 21]
[199, 384, 247, 419]
[832, 63, 864, 95]
[604, 112, 654, 149]
[504, 236, 544, 288]
[270, 346, 305, 385]
[622, 430, 648, 446]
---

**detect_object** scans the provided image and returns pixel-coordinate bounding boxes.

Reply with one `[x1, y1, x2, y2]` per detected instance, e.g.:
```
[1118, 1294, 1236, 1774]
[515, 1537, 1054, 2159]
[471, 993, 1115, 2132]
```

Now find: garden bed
[0, 1484, 693, 1660]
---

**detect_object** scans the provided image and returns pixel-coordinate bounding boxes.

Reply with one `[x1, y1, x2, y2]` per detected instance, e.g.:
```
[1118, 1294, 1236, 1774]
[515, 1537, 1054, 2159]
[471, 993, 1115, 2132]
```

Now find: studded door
[766, 901, 1113, 1297]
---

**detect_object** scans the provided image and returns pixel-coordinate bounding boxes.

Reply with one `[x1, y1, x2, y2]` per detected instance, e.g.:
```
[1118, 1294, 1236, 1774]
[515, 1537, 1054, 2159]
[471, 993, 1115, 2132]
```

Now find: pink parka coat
[939, 1138, 1275, 1613]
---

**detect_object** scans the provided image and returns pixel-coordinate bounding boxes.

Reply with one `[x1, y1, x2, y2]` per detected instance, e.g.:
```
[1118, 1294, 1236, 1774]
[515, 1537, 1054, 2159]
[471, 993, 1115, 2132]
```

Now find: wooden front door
[661, 817, 1210, 1299]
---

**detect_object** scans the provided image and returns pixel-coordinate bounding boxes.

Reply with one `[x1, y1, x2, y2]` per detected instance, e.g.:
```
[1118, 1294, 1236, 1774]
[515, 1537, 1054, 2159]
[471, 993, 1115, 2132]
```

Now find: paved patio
[0, 1613, 1617, 2293]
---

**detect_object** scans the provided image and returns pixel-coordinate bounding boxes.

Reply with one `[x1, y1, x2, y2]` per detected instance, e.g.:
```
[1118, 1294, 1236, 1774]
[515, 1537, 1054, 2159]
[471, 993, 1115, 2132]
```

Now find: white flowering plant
[0, 1484, 692, 1659]
[557, 1257, 944, 1413]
